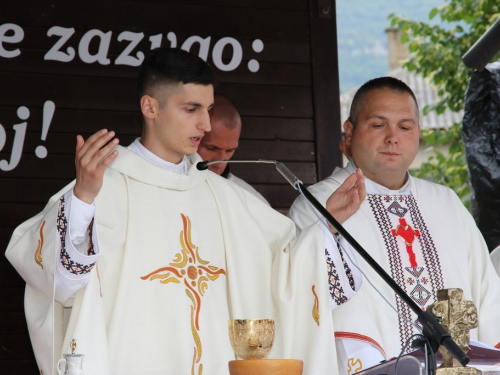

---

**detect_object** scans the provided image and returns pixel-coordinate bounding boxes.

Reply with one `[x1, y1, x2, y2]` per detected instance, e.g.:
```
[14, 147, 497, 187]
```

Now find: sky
[335, 0, 446, 92]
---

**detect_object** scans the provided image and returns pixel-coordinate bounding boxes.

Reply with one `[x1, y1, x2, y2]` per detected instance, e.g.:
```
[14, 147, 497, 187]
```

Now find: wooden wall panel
[2, 1, 309, 41]
[0, 0, 341, 372]
[0, 109, 313, 140]
[1, 51, 311, 86]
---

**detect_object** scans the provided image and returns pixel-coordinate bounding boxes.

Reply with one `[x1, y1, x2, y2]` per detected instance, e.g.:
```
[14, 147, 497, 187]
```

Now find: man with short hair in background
[197, 94, 269, 205]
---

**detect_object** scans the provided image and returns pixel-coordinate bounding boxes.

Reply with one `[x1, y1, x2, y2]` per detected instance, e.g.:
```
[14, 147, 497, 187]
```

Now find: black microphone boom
[199, 158, 469, 371]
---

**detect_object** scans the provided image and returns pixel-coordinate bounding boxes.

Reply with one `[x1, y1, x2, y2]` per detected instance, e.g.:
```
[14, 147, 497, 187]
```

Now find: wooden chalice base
[228, 359, 303, 375]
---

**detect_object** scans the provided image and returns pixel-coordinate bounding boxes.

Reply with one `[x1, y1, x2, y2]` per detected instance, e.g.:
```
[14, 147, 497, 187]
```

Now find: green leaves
[411, 124, 470, 209]
[429, 8, 439, 20]
[388, 0, 500, 210]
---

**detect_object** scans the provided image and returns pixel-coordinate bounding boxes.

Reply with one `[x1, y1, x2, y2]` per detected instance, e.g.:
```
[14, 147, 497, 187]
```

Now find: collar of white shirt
[127, 138, 190, 175]
[346, 159, 412, 196]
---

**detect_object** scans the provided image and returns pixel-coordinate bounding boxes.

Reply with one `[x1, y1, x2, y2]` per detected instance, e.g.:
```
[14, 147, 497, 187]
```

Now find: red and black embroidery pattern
[58, 196, 96, 275]
[367, 193, 444, 353]
[407, 196, 444, 295]
[325, 249, 348, 306]
[338, 245, 356, 292]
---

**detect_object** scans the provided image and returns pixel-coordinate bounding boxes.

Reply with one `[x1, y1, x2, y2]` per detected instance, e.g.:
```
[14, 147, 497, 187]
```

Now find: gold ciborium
[228, 319, 303, 375]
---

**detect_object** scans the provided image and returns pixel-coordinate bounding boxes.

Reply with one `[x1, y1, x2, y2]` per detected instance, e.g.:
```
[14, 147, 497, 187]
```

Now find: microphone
[196, 159, 302, 190]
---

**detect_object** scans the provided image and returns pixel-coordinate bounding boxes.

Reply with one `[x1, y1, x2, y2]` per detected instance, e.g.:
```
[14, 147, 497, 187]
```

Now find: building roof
[340, 67, 464, 130]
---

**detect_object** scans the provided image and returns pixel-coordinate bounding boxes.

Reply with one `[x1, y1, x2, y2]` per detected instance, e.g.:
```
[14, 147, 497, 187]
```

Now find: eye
[186, 107, 196, 113]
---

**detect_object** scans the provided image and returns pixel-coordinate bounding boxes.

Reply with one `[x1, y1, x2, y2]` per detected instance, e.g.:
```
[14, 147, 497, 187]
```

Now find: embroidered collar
[345, 159, 418, 198]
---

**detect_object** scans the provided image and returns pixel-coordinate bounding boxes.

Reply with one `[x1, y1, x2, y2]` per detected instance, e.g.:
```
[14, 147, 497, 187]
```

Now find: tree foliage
[389, 0, 500, 209]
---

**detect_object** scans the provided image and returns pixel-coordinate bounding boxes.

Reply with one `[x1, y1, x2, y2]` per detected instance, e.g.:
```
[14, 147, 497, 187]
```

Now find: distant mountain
[336, 0, 445, 92]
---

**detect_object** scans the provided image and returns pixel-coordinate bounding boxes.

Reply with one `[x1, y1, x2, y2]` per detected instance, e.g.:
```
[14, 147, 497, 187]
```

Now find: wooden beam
[308, 0, 342, 180]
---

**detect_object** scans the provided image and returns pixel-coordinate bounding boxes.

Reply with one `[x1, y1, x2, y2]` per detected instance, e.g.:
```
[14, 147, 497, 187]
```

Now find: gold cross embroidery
[141, 214, 226, 375]
[347, 358, 363, 374]
[34, 221, 46, 269]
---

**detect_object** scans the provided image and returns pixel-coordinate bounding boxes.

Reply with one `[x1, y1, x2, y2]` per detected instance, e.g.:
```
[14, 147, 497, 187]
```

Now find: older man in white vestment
[288, 76, 500, 374]
[5, 48, 365, 375]
[197, 93, 269, 205]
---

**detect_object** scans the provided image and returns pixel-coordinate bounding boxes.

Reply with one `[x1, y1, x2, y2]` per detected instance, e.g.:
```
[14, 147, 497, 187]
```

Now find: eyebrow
[182, 101, 215, 109]
[205, 143, 238, 151]
[367, 115, 417, 124]
[183, 101, 202, 107]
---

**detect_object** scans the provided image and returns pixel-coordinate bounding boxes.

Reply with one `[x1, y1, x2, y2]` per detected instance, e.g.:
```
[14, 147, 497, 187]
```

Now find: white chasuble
[289, 163, 500, 374]
[6, 146, 338, 375]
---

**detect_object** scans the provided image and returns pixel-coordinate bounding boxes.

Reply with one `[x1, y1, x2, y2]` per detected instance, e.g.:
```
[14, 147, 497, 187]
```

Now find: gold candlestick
[70, 339, 77, 355]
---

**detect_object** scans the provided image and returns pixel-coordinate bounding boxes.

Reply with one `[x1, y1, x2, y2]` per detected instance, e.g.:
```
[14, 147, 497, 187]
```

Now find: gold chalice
[228, 319, 275, 360]
[228, 319, 303, 375]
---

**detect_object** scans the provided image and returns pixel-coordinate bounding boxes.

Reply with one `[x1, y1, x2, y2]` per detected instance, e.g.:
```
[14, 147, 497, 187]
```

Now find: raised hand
[73, 129, 119, 204]
[325, 168, 366, 233]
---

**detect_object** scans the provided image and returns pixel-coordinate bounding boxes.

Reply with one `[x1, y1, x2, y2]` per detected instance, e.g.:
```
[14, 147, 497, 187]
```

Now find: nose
[385, 126, 399, 144]
[199, 110, 211, 132]
[214, 149, 227, 161]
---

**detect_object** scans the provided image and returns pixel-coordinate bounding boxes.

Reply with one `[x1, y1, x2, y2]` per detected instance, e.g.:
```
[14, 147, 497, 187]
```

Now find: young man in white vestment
[288, 77, 500, 374]
[5, 48, 364, 375]
[197, 93, 269, 205]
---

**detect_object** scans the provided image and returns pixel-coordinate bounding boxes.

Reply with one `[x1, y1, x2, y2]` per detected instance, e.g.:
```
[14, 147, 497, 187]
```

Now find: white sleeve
[54, 189, 101, 305]
[319, 218, 363, 309]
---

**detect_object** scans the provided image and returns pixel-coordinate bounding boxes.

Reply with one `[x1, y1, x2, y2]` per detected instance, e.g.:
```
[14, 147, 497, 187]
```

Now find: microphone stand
[197, 159, 470, 373]
[273, 162, 469, 374]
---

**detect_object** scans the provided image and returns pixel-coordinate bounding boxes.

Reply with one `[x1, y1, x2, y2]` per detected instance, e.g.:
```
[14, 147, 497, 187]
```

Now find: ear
[344, 119, 354, 140]
[140, 95, 159, 120]
[343, 120, 354, 155]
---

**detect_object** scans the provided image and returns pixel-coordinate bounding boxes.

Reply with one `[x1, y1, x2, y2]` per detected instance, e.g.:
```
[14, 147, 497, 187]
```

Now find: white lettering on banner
[44, 26, 76, 62]
[181, 35, 211, 61]
[0, 23, 24, 58]
[149, 34, 163, 50]
[78, 29, 112, 65]
[211, 37, 243, 71]
[0, 121, 6, 152]
[115, 31, 145, 66]
[1, 24, 264, 72]
[0, 101, 55, 172]
[166, 32, 177, 48]
[34, 101, 55, 159]
[0, 23, 266, 171]
[0, 106, 29, 171]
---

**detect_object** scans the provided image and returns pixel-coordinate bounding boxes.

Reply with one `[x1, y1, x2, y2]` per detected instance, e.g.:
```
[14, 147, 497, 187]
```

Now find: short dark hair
[137, 48, 216, 104]
[349, 76, 419, 125]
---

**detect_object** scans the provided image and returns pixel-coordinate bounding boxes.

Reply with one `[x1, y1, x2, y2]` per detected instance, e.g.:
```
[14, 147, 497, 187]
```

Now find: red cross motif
[391, 218, 420, 268]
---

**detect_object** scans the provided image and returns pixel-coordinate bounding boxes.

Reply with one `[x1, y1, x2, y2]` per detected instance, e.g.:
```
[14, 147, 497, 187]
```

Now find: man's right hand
[325, 168, 366, 233]
[73, 129, 119, 204]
